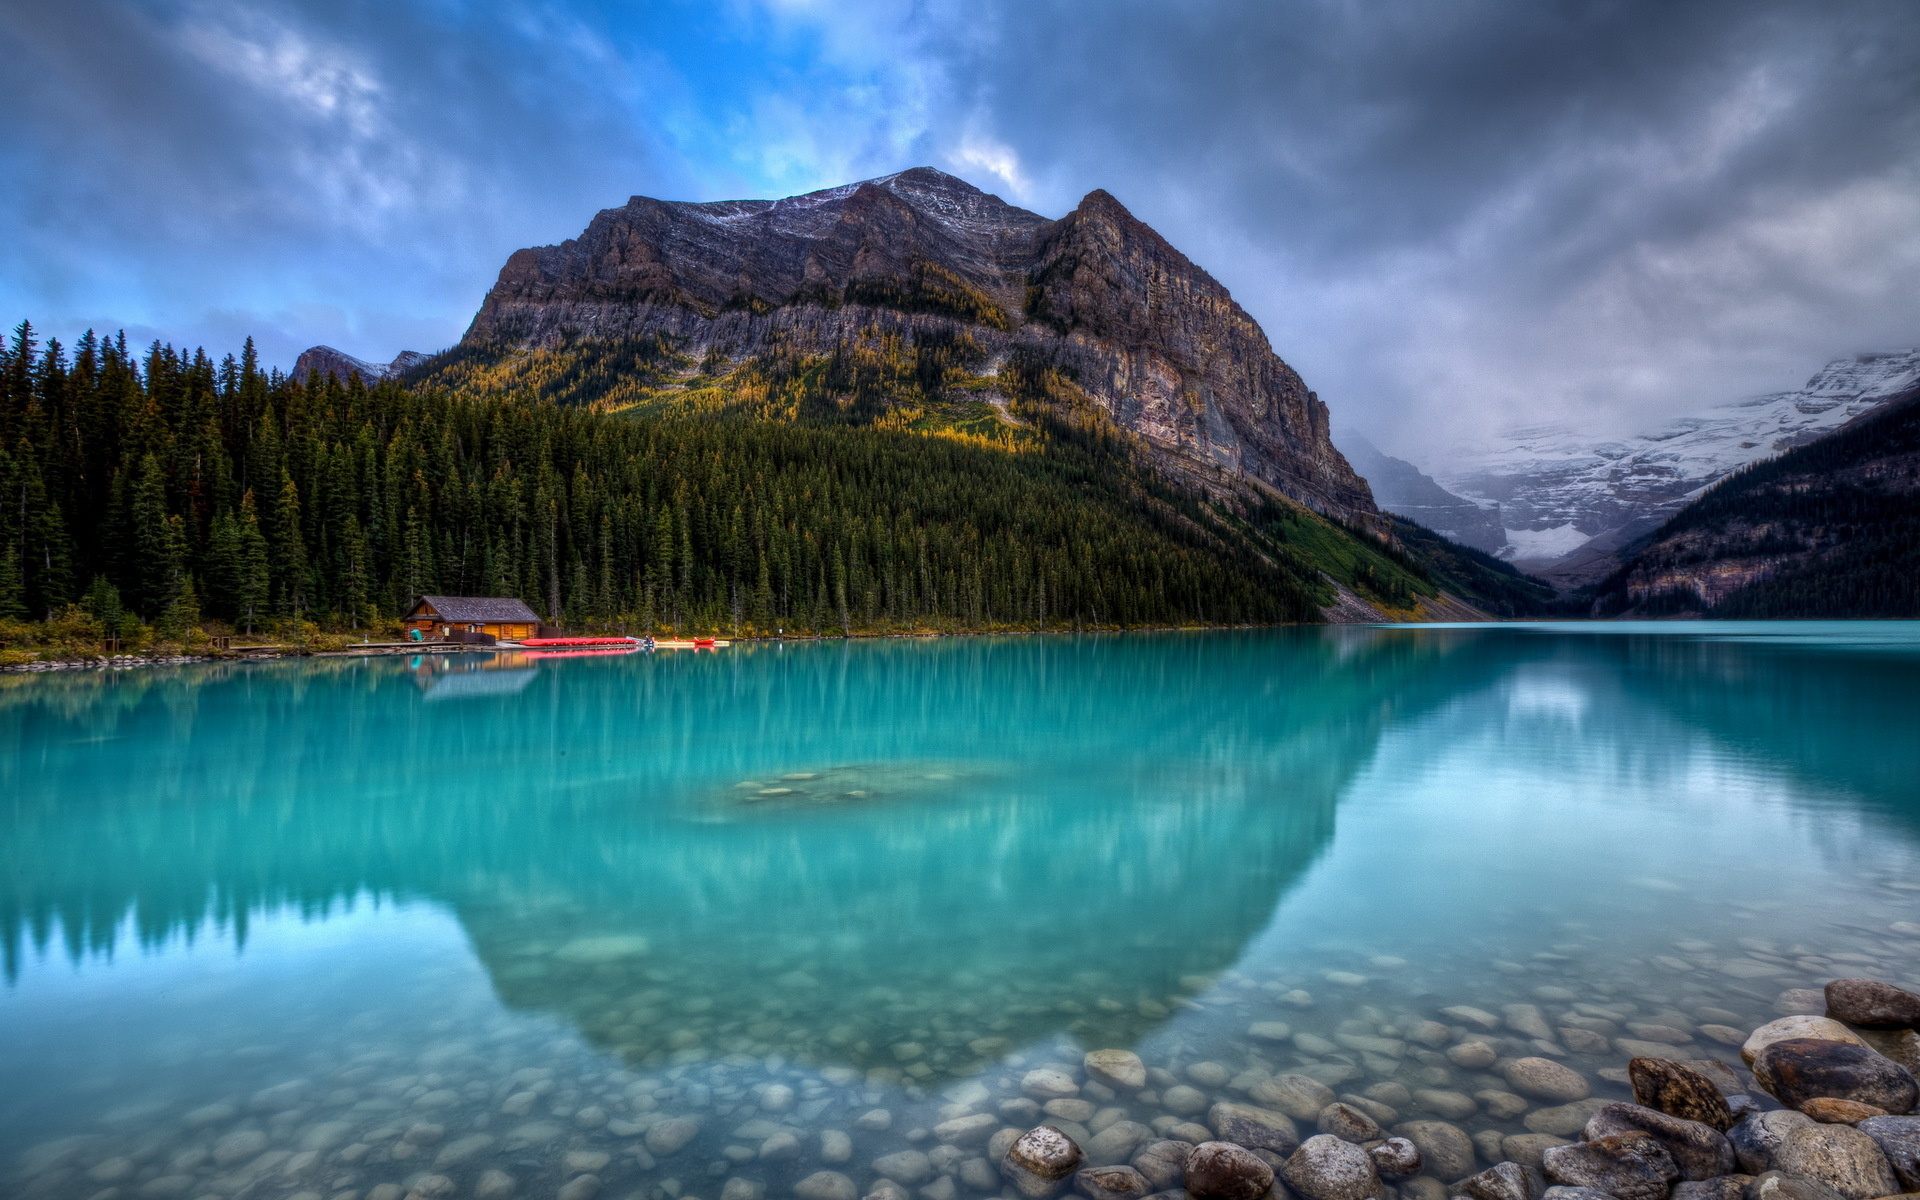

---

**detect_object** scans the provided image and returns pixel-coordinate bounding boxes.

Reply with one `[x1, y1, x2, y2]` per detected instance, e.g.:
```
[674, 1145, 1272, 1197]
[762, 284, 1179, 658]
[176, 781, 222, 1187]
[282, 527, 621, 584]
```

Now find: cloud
[3, 0, 1919, 468]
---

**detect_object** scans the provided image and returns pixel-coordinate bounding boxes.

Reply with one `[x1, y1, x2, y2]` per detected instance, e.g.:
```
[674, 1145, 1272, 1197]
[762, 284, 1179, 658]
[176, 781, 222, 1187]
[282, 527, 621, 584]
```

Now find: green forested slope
[3, 322, 1519, 640]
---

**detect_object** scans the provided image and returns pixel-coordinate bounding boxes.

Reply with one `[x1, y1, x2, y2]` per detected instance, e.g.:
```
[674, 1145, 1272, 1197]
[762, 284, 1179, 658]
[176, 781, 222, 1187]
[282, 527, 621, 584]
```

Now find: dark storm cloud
[3, 0, 1918, 458]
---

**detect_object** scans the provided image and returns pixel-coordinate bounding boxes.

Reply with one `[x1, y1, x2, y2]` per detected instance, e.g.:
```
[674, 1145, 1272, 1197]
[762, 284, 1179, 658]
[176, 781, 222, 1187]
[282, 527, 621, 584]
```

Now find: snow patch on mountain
[1428, 348, 1920, 579]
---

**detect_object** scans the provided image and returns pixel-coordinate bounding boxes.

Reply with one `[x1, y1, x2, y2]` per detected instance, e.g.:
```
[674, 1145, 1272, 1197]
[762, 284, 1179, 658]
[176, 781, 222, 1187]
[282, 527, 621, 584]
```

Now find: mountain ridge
[444, 167, 1378, 524]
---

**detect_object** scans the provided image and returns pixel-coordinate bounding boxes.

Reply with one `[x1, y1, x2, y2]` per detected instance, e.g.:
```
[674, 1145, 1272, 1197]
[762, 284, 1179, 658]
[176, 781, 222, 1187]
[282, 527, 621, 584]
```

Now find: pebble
[1248, 1023, 1293, 1043]
[1504, 1058, 1592, 1102]
[1801, 1097, 1889, 1124]
[1773, 1122, 1901, 1200]
[1207, 1103, 1299, 1154]
[855, 1109, 894, 1131]
[1540, 1132, 1681, 1200]
[1504, 1134, 1572, 1170]
[1184, 1141, 1275, 1200]
[874, 1150, 934, 1184]
[1316, 1103, 1381, 1144]
[1085, 1051, 1147, 1092]
[822, 1129, 853, 1162]
[1281, 1134, 1381, 1200]
[794, 1171, 858, 1200]
[1130, 1139, 1194, 1190]
[1085, 1121, 1153, 1166]
[556, 1176, 602, 1200]
[935, 1113, 999, 1145]
[1023, 1070, 1080, 1101]
[1369, 1136, 1421, 1178]
[648, 1118, 702, 1155]
[1160, 1086, 1208, 1116]
[1250, 1075, 1336, 1121]
[1448, 1042, 1499, 1069]
[722, 1178, 765, 1200]
[1074, 1164, 1152, 1200]
[1413, 1089, 1478, 1120]
[1393, 1120, 1477, 1183]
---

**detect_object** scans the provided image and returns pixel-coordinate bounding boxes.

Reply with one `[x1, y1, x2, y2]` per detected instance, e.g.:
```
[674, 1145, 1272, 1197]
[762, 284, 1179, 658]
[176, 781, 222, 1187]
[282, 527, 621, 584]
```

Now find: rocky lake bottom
[3, 625, 1919, 1200]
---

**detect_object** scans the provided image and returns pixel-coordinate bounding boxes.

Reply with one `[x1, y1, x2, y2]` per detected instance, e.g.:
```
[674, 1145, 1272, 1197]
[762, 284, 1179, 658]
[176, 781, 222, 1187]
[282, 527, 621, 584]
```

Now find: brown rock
[1825, 979, 1920, 1031]
[1003, 1127, 1085, 1199]
[1074, 1165, 1151, 1200]
[1539, 1133, 1681, 1200]
[1752, 1038, 1918, 1114]
[1184, 1141, 1276, 1200]
[1744, 1018, 1871, 1066]
[1798, 1098, 1887, 1125]
[1630, 1058, 1737, 1131]
[1584, 1102, 1736, 1180]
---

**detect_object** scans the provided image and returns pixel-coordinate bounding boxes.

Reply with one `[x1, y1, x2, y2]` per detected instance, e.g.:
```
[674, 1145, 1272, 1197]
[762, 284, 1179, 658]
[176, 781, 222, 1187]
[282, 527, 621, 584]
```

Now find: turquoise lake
[4, 623, 1920, 1200]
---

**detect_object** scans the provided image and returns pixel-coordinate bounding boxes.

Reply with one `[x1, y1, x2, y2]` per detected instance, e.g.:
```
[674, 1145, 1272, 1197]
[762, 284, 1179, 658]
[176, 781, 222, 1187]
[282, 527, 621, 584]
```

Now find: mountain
[1593, 381, 1920, 618]
[293, 345, 430, 384]
[1336, 429, 1505, 553]
[426, 167, 1376, 523]
[1425, 348, 1920, 585]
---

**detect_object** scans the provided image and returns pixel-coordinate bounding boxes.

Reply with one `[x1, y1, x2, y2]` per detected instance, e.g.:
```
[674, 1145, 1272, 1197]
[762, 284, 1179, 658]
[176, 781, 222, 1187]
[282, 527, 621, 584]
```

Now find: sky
[4, 0, 1920, 462]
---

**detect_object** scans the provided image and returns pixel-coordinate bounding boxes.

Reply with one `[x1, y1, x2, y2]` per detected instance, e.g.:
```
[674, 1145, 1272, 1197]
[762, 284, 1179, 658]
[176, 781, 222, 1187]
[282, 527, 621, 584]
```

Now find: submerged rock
[1317, 1103, 1382, 1144]
[1629, 1058, 1736, 1131]
[1394, 1120, 1477, 1183]
[1002, 1126, 1084, 1199]
[1281, 1134, 1381, 1200]
[1539, 1132, 1681, 1200]
[1369, 1137, 1421, 1178]
[1185, 1141, 1276, 1200]
[794, 1172, 858, 1200]
[1075, 1164, 1152, 1200]
[1505, 1059, 1592, 1103]
[1253, 1075, 1337, 1121]
[1753, 1038, 1919, 1114]
[1208, 1103, 1299, 1154]
[1086, 1051, 1148, 1092]
[1130, 1140, 1194, 1190]
[1825, 979, 1920, 1030]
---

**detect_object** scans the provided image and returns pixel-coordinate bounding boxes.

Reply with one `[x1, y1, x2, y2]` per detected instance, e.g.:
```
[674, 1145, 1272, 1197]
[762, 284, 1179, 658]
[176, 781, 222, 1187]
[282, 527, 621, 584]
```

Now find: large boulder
[1744, 1018, 1870, 1066]
[1753, 1038, 1919, 1114]
[1771, 1122, 1901, 1200]
[1825, 979, 1920, 1030]
[1184, 1141, 1276, 1200]
[1280, 1134, 1381, 1200]
[1539, 1132, 1681, 1200]
[1584, 1102, 1735, 1180]
[1855, 1115, 1920, 1191]
[1002, 1127, 1084, 1199]
[1628, 1058, 1736, 1131]
[1730, 1110, 1817, 1175]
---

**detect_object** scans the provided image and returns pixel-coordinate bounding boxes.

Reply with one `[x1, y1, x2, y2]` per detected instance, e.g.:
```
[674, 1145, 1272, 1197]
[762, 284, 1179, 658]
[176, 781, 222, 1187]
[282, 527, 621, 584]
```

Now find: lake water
[4, 623, 1920, 1200]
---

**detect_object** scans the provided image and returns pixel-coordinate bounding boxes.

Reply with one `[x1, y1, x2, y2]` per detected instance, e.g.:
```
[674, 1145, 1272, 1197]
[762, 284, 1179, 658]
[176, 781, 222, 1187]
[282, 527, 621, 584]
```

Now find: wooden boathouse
[403, 595, 542, 643]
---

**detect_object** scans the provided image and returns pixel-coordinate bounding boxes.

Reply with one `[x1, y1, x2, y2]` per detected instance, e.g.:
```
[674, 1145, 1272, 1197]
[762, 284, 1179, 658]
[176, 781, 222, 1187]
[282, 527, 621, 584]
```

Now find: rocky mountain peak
[293, 346, 428, 385]
[445, 169, 1379, 521]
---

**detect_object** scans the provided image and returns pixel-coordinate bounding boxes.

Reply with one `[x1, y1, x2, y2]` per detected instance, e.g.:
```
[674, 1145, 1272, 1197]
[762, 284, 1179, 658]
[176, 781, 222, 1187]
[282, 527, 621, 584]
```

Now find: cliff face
[293, 345, 429, 385]
[459, 168, 1376, 522]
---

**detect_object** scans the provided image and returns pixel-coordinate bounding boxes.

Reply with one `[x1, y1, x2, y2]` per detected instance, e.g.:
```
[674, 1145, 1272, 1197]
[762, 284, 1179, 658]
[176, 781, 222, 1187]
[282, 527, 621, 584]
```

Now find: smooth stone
[1506, 1059, 1592, 1103]
[1857, 1115, 1920, 1190]
[1004, 1127, 1084, 1199]
[299, 1122, 356, 1152]
[875, 1150, 935, 1185]
[1162, 1087, 1209, 1117]
[1444, 1007, 1504, 1031]
[1395, 1121, 1478, 1183]
[992, 1127, 1026, 1164]
[1189, 1063, 1233, 1089]
[213, 1130, 271, 1166]
[1626, 1024, 1695, 1046]
[1474, 1130, 1509, 1168]
[1086, 1122, 1154, 1166]
[1414, 1090, 1479, 1120]
[1826, 980, 1920, 1030]
[1799, 1098, 1887, 1124]
[1250, 1023, 1295, 1044]
[760, 1131, 803, 1160]
[1448, 1044, 1499, 1070]
[1669, 1177, 1749, 1200]
[1561, 1029, 1613, 1056]
[1454, 1161, 1545, 1200]
[475, 1170, 517, 1200]
[1479, 1092, 1531, 1121]
[1407, 1022, 1453, 1048]
[1630, 1058, 1737, 1131]
[866, 1183, 911, 1200]
[1208, 1103, 1300, 1155]
[1585, 1103, 1736, 1181]
[1318, 1103, 1382, 1144]
[1185, 1141, 1276, 1200]
[962, 1157, 1001, 1191]
[1281, 1135, 1380, 1200]
[1540, 1133, 1680, 1200]
[406, 1176, 460, 1200]
[1503, 1136, 1572, 1171]
[1507, 1006, 1558, 1042]
[1746, 1169, 1847, 1200]
[1402, 1179, 1449, 1200]
[1075, 1165, 1152, 1200]
[1369, 1137, 1421, 1178]
[1744, 1019, 1871, 1066]
[437, 1135, 498, 1168]
[1731, 1111, 1817, 1175]
[1754, 1039, 1919, 1114]
[1773, 1123, 1901, 1200]
[795, 1172, 859, 1200]
[1167, 1121, 1214, 1146]
[1028, 1071, 1084, 1101]
[648, 1118, 701, 1155]
[822, 1130, 853, 1163]
[857, 1109, 895, 1131]
[1131, 1141, 1195, 1190]
[1253, 1076, 1338, 1122]
[1087, 1052, 1148, 1092]
[937, 1114, 1000, 1146]
[1526, 1102, 1614, 1138]
[722, 1179, 765, 1200]
[1539, 1189, 1614, 1200]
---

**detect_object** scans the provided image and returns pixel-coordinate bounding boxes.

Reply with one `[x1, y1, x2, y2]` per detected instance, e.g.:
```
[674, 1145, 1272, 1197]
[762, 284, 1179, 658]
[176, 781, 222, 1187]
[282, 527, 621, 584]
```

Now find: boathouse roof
[409, 595, 542, 623]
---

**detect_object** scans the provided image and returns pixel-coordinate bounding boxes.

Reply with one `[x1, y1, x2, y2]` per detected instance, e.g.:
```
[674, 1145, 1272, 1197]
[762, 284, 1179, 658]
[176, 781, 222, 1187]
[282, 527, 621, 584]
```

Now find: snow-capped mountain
[1335, 430, 1506, 554]
[1429, 348, 1920, 582]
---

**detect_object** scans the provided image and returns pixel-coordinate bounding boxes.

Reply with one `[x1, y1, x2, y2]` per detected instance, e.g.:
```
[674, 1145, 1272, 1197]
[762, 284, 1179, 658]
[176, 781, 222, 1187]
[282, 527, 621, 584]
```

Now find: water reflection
[0, 632, 1489, 1072]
